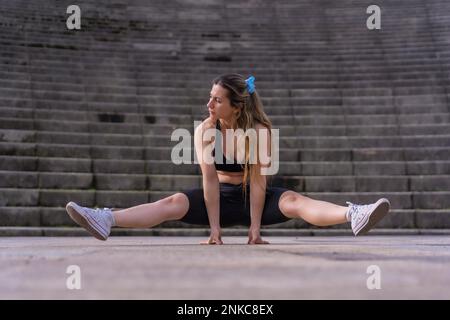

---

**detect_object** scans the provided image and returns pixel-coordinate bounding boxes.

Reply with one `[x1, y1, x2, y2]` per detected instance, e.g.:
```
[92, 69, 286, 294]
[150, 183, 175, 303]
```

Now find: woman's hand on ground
[200, 228, 223, 245]
[248, 228, 270, 245]
[200, 235, 223, 245]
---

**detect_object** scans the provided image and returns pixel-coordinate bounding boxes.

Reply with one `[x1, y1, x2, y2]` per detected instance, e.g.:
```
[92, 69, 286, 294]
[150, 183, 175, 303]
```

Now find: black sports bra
[212, 120, 244, 172]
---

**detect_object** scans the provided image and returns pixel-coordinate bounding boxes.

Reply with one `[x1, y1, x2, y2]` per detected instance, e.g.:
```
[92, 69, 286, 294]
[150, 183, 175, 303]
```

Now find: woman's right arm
[194, 118, 222, 244]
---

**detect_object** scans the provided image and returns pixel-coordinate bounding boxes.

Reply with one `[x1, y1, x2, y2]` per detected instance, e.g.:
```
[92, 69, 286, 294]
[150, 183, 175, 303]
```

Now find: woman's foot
[65, 201, 115, 240]
[346, 198, 391, 236]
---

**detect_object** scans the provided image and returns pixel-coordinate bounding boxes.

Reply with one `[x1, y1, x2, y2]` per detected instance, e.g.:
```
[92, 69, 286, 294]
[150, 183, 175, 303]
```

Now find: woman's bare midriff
[217, 171, 243, 185]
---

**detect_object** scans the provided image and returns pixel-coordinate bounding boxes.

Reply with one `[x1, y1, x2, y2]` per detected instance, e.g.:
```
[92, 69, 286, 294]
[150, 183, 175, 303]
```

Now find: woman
[65, 73, 390, 244]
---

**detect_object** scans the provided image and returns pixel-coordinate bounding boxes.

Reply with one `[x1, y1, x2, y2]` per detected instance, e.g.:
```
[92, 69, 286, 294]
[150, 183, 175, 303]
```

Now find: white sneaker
[346, 198, 390, 236]
[65, 201, 115, 240]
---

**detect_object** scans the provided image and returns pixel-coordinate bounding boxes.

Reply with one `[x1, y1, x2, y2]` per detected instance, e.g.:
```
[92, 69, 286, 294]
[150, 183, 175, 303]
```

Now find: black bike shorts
[180, 182, 291, 227]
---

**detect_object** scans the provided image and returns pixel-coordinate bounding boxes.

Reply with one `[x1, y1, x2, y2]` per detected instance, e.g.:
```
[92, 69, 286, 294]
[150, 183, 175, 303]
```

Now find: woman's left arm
[248, 124, 271, 244]
[249, 173, 269, 244]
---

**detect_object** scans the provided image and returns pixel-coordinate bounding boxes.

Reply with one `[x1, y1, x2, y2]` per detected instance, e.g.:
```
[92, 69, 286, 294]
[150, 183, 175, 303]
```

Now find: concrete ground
[1, 235, 449, 300]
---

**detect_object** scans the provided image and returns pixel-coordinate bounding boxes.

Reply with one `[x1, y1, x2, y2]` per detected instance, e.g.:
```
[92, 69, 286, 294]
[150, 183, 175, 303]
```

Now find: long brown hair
[212, 73, 272, 199]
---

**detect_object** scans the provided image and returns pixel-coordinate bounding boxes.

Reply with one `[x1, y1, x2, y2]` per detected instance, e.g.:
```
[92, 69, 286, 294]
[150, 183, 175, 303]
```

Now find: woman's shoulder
[254, 122, 265, 129]
[253, 121, 270, 131]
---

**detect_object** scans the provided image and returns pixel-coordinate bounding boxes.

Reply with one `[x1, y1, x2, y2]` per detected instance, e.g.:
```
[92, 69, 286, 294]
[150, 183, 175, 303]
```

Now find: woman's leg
[112, 193, 190, 228]
[278, 191, 348, 226]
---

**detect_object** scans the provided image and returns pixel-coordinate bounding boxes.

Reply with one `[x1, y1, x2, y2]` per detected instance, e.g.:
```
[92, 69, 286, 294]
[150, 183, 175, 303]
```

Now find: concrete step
[1, 206, 449, 229]
[1, 171, 448, 193]
[0, 156, 92, 172]
[274, 175, 450, 193]
[2, 65, 448, 90]
[18, 75, 445, 90]
[153, 134, 450, 149]
[2, 128, 449, 148]
[1, 41, 441, 58]
[0, 136, 449, 161]
[1, 27, 439, 44]
[2, 116, 449, 137]
[2, 111, 449, 132]
[1, 100, 449, 125]
[1, 32, 447, 47]
[3, 31, 443, 44]
[137, 146, 450, 162]
[18, 46, 448, 65]
[1, 156, 449, 176]
[1, 188, 448, 210]
[2, 58, 448, 76]
[1, 85, 449, 112]
[2, 57, 443, 78]
[3, 48, 447, 67]
[1, 142, 449, 162]
[0, 88, 383, 106]
[0, 104, 448, 126]
[2, 74, 447, 92]
[1, 0, 449, 230]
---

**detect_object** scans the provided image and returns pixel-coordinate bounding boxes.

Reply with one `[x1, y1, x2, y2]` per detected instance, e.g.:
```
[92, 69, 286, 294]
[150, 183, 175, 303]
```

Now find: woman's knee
[278, 191, 308, 218]
[160, 193, 190, 219]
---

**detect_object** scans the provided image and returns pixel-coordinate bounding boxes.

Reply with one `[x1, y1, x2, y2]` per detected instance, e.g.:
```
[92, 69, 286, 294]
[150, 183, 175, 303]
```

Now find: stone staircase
[0, 0, 449, 234]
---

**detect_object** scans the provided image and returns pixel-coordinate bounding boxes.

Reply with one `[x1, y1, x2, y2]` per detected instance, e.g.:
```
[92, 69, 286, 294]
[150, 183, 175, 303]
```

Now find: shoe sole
[354, 198, 391, 236]
[65, 202, 108, 241]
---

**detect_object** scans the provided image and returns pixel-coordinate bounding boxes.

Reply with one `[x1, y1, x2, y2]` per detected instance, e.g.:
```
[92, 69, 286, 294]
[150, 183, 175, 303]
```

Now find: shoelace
[80, 208, 112, 234]
[87, 207, 111, 219]
[346, 201, 372, 222]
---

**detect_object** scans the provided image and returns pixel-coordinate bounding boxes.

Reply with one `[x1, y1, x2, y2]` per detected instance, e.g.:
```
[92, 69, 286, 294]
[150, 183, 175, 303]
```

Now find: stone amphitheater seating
[0, 0, 449, 234]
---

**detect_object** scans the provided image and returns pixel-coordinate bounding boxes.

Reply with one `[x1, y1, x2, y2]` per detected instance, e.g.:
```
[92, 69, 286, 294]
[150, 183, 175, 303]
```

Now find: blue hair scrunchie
[245, 75, 255, 94]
